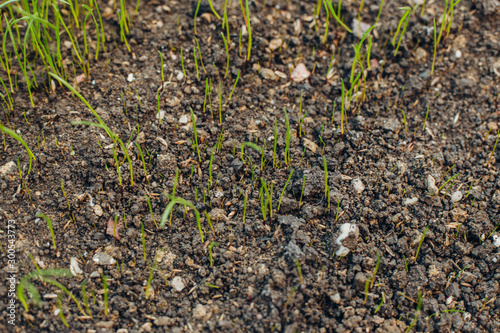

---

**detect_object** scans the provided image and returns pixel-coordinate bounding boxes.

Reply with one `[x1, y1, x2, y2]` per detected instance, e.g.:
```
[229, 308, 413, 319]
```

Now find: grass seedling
[414, 226, 429, 262]
[261, 178, 273, 220]
[259, 185, 267, 221]
[204, 211, 216, 236]
[322, 0, 352, 33]
[227, 70, 240, 103]
[190, 108, 201, 162]
[141, 222, 147, 262]
[158, 51, 164, 83]
[298, 175, 306, 208]
[194, 0, 202, 34]
[221, 32, 230, 79]
[422, 106, 429, 131]
[0, 123, 36, 174]
[486, 130, 499, 167]
[405, 292, 422, 333]
[160, 197, 204, 242]
[392, 7, 411, 56]
[193, 47, 200, 80]
[102, 275, 109, 316]
[323, 156, 328, 198]
[194, 37, 207, 74]
[363, 277, 371, 305]
[218, 82, 222, 124]
[240, 141, 262, 163]
[242, 195, 248, 224]
[295, 259, 303, 285]
[37, 213, 56, 250]
[431, 0, 449, 74]
[51, 73, 134, 186]
[209, 242, 219, 266]
[81, 280, 91, 317]
[145, 195, 158, 229]
[180, 47, 187, 79]
[145, 260, 157, 299]
[207, 147, 215, 186]
[17, 268, 85, 315]
[401, 109, 408, 135]
[437, 173, 460, 193]
[370, 252, 381, 289]
[283, 108, 291, 166]
[207, 0, 221, 19]
[375, 0, 386, 25]
[56, 294, 69, 327]
[375, 292, 385, 313]
[445, 0, 462, 39]
[273, 119, 278, 168]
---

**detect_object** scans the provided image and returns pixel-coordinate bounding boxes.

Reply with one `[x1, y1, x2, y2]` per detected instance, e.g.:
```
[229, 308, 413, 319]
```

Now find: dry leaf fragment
[106, 216, 124, 240]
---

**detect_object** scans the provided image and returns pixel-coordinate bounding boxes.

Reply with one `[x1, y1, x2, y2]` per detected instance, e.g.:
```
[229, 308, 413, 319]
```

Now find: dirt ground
[1, 0, 500, 332]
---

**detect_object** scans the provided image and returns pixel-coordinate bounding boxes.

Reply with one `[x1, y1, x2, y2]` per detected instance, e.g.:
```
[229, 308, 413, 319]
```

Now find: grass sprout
[0, 123, 36, 174]
[160, 197, 204, 242]
[37, 213, 56, 250]
[392, 7, 411, 56]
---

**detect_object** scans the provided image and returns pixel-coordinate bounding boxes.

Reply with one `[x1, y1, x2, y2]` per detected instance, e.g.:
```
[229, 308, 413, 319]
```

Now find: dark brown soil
[1, 0, 500, 332]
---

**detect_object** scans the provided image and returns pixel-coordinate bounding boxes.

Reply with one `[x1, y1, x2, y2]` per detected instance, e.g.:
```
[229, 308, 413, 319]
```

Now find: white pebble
[450, 191, 462, 203]
[127, 73, 135, 82]
[94, 204, 103, 217]
[171, 276, 185, 292]
[404, 197, 419, 206]
[70, 257, 82, 276]
[352, 178, 364, 194]
[455, 50, 462, 59]
[493, 235, 500, 247]
[335, 223, 358, 257]
[176, 72, 184, 81]
[427, 175, 439, 195]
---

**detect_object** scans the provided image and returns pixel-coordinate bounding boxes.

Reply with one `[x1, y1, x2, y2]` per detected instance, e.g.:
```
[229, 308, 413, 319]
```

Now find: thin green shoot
[273, 119, 278, 168]
[227, 70, 240, 103]
[218, 82, 222, 124]
[375, 0, 386, 25]
[194, 37, 207, 74]
[207, 0, 221, 19]
[404, 292, 423, 333]
[221, 32, 230, 79]
[190, 108, 201, 162]
[17, 268, 85, 315]
[57, 294, 69, 327]
[50, 73, 134, 186]
[486, 130, 499, 167]
[422, 106, 429, 131]
[374, 292, 385, 313]
[295, 259, 303, 285]
[158, 51, 164, 83]
[37, 213, 56, 250]
[277, 169, 295, 212]
[242, 194, 248, 224]
[240, 141, 262, 162]
[370, 252, 381, 289]
[145, 195, 158, 229]
[298, 175, 306, 208]
[194, 0, 202, 34]
[204, 211, 216, 236]
[323, 156, 328, 198]
[392, 7, 411, 56]
[0, 123, 36, 174]
[259, 185, 267, 221]
[283, 108, 291, 165]
[102, 275, 109, 316]
[81, 280, 91, 317]
[180, 47, 187, 79]
[145, 260, 157, 299]
[193, 47, 200, 79]
[203, 78, 209, 113]
[209, 147, 215, 186]
[437, 173, 460, 193]
[141, 222, 147, 262]
[414, 226, 429, 262]
[160, 197, 204, 242]
[209, 242, 219, 266]
[322, 0, 352, 33]
[401, 109, 408, 135]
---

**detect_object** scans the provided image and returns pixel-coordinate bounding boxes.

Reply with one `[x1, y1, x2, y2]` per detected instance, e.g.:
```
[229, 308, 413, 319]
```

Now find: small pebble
[404, 197, 418, 206]
[352, 178, 364, 194]
[94, 205, 103, 217]
[171, 276, 185, 292]
[455, 50, 462, 59]
[427, 175, 439, 195]
[450, 191, 462, 203]
[127, 73, 135, 82]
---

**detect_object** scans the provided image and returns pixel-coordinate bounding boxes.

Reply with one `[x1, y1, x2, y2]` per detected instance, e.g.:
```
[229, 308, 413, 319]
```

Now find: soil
[1, 0, 500, 332]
